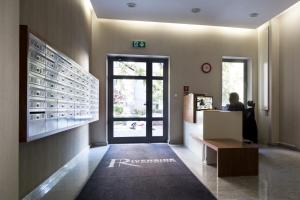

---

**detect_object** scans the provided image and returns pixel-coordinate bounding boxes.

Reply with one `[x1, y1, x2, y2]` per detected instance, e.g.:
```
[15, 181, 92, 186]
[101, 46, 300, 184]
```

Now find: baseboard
[91, 141, 108, 147]
[278, 142, 298, 151]
[267, 142, 280, 147]
[22, 145, 90, 200]
[168, 140, 183, 145]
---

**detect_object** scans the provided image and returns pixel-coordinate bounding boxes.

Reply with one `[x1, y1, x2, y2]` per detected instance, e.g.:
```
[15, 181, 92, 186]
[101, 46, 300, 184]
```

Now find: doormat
[76, 144, 216, 200]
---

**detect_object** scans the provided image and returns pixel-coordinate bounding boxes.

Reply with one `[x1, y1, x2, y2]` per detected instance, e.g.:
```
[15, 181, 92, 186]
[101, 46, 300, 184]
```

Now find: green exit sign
[132, 41, 146, 48]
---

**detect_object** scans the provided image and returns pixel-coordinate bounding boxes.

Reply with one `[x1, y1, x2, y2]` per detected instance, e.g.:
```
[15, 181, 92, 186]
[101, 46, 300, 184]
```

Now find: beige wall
[276, 3, 300, 148]
[90, 12, 107, 145]
[0, 0, 19, 199]
[269, 19, 280, 144]
[90, 19, 258, 144]
[19, 0, 92, 197]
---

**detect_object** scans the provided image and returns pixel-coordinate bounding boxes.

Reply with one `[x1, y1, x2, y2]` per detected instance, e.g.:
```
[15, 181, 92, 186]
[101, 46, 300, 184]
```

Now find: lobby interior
[1, 0, 300, 199]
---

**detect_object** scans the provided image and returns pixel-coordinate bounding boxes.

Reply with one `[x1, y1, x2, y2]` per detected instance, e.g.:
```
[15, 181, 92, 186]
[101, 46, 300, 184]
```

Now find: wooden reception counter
[183, 110, 243, 159]
[183, 94, 258, 177]
[183, 93, 243, 145]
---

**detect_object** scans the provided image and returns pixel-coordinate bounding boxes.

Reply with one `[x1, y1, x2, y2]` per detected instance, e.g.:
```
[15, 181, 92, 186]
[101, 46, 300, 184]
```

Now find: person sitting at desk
[226, 93, 258, 143]
[226, 92, 245, 112]
[226, 92, 247, 141]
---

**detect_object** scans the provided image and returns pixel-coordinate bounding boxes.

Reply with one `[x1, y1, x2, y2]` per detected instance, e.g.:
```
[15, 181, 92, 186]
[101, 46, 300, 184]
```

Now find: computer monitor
[196, 96, 213, 110]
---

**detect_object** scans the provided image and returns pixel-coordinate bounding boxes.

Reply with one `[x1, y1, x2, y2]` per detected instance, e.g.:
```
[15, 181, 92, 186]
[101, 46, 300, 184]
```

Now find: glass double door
[108, 56, 168, 143]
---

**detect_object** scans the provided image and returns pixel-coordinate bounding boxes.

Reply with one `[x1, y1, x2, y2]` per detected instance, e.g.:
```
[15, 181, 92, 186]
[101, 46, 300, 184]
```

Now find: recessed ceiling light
[191, 8, 201, 14]
[127, 2, 136, 8]
[249, 13, 259, 18]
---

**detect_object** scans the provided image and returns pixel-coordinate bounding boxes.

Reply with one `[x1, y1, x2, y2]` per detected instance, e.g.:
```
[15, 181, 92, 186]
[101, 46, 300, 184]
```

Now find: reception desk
[184, 110, 243, 160]
[193, 110, 242, 141]
[183, 94, 258, 176]
[183, 94, 243, 161]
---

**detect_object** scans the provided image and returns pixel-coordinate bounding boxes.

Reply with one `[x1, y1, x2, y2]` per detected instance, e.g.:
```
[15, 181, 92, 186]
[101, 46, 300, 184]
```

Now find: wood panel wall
[183, 93, 195, 123]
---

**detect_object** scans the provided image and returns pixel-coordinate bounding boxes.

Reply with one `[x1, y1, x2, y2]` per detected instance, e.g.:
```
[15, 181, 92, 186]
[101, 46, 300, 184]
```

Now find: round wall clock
[201, 63, 212, 73]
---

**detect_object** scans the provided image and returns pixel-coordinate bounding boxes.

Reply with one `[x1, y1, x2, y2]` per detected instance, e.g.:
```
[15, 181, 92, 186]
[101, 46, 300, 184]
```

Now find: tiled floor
[39, 144, 300, 200]
[171, 145, 300, 200]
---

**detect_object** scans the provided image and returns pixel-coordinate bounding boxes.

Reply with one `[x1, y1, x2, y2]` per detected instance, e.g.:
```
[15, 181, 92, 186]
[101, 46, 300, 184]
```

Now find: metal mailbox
[46, 47, 57, 61]
[29, 34, 45, 54]
[46, 59, 56, 70]
[46, 101, 58, 109]
[29, 75, 46, 87]
[29, 50, 46, 66]
[29, 100, 46, 110]
[46, 112, 58, 132]
[29, 63, 46, 76]
[28, 112, 46, 137]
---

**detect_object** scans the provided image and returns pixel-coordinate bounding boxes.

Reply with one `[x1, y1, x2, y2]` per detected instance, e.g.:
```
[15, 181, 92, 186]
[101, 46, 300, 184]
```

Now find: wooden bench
[201, 139, 258, 177]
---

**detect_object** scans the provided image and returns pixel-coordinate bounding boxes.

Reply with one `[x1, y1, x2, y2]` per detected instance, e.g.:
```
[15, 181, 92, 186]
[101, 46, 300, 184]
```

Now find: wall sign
[183, 86, 189, 95]
[201, 63, 212, 73]
[132, 40, 146, 48]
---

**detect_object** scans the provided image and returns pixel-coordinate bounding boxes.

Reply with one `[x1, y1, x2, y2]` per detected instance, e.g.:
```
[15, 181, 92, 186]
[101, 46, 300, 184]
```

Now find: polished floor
[41, 146, 109, 200]
[172, 145, 300, 200]
[39, 144, 300, 200]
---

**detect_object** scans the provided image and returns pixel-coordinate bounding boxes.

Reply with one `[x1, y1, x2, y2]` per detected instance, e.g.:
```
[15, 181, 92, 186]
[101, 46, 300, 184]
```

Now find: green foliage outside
[114, 61, 164, 116]
[133, 108, 146, 116]
[222, 62, 244, 106]
[152, 80, 163, 113]
[114, 105, 124, 116]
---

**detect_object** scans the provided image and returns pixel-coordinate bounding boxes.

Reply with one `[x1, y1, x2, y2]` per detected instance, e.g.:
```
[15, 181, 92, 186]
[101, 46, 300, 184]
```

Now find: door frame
[107, 55, 169, 144]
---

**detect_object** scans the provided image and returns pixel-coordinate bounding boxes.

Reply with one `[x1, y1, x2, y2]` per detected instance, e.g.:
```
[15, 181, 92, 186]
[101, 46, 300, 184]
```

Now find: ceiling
[90, 0, 299, 28]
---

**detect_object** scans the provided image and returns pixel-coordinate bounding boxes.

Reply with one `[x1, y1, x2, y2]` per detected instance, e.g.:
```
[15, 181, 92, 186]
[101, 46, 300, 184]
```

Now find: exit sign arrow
[132, 41, 146, 48]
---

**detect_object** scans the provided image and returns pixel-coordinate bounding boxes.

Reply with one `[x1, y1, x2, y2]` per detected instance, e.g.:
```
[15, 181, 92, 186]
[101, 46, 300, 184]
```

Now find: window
[222, 59, 247, 107]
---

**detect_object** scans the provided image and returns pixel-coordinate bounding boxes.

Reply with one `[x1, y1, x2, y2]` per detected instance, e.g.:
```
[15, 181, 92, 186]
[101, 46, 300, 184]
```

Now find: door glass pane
[152, 121, 163, 137]
[152, 80, 163, 117]
[152, 63, 164, 77]
[222, 61, 245, 106]
[113, 61, 146, 76]
[113, 79, 146, 118]
[114, 121, 146, 137]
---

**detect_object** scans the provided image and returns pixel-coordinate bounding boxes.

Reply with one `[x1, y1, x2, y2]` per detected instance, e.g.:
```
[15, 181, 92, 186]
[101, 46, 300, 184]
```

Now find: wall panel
[0, 0, 19, 199]
[277, 3, 300, 148]
[19, 0, 92, 197]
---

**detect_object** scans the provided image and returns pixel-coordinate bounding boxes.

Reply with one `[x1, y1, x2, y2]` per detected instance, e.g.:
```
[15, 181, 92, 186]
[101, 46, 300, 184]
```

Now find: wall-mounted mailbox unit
[19, 25, 99, 142]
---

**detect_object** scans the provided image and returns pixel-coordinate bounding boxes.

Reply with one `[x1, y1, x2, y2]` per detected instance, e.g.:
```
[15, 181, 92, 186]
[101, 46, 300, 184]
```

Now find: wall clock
[201, 63, 212, 73]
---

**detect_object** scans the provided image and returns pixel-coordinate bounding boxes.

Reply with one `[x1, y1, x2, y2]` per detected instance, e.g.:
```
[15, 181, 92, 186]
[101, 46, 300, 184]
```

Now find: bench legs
[203, 145, 217, 165]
